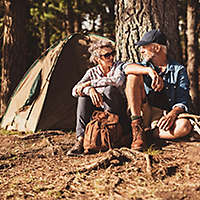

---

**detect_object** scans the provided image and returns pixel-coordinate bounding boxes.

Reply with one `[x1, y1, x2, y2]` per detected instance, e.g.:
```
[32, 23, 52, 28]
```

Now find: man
[124, 29, 192, 151]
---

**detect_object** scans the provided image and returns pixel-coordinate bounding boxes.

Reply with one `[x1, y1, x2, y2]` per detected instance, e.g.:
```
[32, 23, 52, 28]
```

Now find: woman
[67, 39, 128, 156]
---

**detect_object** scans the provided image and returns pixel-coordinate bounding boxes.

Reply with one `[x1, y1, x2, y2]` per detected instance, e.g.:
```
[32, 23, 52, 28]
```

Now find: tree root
[69, 147, 153, 176]
[18, 130, 66, 140]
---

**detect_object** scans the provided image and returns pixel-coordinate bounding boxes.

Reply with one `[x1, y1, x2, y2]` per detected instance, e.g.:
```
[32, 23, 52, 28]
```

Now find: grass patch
[145, 145, 162, 156]
[0, 128, 32, 136]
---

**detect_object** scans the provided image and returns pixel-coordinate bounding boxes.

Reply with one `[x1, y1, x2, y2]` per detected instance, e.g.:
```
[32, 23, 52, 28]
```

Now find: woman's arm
[90, 67, 126, 88]
[72, 70, 92, 97]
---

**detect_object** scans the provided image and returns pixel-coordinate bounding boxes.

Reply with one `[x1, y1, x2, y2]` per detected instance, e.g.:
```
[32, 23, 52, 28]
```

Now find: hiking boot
[131, 118, 145, 151]
[67, 138, 84, 156]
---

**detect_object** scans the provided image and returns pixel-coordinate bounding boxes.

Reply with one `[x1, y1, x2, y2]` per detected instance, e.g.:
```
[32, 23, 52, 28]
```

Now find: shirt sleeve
[90, 62, 127, 88]
[72, 69, 92, 97]
[173, 66, 190, 112]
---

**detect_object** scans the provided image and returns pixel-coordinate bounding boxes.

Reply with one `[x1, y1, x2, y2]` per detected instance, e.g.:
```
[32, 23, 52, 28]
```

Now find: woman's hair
[88, 39, 114, 64]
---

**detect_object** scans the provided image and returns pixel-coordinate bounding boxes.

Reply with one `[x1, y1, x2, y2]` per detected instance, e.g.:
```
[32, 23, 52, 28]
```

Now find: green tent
[1, 33, 114, 132]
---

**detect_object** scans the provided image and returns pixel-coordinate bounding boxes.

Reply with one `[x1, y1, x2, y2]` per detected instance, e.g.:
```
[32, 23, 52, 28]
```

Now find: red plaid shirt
[72, 61, 128, 97]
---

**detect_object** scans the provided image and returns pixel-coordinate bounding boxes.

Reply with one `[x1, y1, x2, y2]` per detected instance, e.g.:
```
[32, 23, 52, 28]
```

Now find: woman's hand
[148, 68, 164, 92]
[76, 81, 91, 96]
[89, 87, 103, 107]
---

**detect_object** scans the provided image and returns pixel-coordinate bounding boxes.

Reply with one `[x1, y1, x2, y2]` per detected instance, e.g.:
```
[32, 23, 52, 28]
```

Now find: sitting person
[124, 29, 192, 151]
[67, 30, 193, 155]
[67, 39, 129, 156]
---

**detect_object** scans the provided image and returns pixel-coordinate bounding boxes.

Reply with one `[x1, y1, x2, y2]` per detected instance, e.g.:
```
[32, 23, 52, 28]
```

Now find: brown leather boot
[67, 137, 84, 156]
[131, 118, 145, 151]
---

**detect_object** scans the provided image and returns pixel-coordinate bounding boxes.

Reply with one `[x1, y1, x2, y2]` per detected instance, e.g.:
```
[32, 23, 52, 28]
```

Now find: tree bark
[115, 0, 182, 63]
[65, 0, 75, 36]
[186, 0, 199, 114]
[41, 21, 50, 50]
[1, 0, 29, 117]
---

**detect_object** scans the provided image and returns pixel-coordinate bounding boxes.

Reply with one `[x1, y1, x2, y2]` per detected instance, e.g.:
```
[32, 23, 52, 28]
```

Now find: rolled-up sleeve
[72, 61, 128, 97]
[90, 67, 126, 88]
[173, 66, 190, 112]
[72, 70, 91, 97]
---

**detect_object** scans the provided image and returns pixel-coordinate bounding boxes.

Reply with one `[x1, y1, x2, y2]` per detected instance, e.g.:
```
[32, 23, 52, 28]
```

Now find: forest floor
[0, 129, 200, 200]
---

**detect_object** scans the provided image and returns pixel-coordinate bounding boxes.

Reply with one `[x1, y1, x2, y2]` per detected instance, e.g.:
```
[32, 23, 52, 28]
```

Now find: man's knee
[125, 75, 144, 96]
[126, 74, 143, 86]
[174, 118, 192, 137]
[156, 118, 192, 139]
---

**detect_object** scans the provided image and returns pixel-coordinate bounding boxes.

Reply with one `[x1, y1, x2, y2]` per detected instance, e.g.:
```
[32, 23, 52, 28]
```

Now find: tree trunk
[115, 0, 182, 63]
[65, 0, 75, 36]
[186, 0, 199, 114]
[1, 0, 29, 117]
[41, 21, 50, 50]
[74, 0, 82, 33]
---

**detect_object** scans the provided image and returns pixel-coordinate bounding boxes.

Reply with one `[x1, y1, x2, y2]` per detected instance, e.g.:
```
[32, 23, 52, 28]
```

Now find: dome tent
[1, 33, 115, 132]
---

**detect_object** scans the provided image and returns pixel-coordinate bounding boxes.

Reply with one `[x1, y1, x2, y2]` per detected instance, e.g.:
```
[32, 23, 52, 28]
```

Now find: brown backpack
[83, 110, 123, 154]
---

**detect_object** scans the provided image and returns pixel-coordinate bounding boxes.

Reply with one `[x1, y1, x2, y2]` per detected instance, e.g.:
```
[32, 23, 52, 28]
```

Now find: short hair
[88, 40, 114, 64]
[152, 43, 167, 55]
[160, 44, 167, 55]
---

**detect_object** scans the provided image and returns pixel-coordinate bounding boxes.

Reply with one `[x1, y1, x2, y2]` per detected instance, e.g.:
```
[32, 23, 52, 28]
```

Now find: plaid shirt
[72, 61, 128, 97]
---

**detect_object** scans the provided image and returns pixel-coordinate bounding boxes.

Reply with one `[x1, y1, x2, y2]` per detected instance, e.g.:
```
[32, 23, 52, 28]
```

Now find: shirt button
[166, 87, 168, 89]
[169, 98, 171, 102]
[174, 86, 176, 88]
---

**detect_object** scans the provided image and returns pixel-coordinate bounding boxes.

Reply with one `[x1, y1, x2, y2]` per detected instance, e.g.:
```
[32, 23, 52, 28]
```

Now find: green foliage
[0, 0, 115, 54]
[29, 0, 68, 49]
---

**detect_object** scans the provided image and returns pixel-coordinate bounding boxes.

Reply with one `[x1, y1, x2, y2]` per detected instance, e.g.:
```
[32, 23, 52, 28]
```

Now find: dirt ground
[0, 130, 200, 200]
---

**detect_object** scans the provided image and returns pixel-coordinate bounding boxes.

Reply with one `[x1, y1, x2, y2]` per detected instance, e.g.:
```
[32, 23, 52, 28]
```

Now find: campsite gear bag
[83, 110, 123, 154]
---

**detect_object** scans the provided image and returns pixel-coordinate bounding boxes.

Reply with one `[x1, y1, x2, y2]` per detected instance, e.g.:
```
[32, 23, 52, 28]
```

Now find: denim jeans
[75, 86, 129, 138]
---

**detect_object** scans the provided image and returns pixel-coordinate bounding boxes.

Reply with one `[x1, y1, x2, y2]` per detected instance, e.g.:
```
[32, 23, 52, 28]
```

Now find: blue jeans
[75, 86, 129, 138]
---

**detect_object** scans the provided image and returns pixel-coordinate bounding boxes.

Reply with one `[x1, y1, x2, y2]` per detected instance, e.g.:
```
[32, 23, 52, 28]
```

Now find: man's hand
[148, 68, 164, 92]
[157, 111, 177, 131]
[89, 87, 103, 107]
[157, 106, 184, 131]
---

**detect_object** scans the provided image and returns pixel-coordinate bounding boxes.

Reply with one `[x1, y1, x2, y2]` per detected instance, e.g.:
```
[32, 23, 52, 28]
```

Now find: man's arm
[124, 63, 164, 92]
[157, 66, 190, 131]
[124, 63, 151, 75]
[172, 66, 190, 112]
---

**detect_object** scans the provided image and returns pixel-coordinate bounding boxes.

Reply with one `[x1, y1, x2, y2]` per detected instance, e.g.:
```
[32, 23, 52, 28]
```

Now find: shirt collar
[97, 64, 114, 76]
[97, 64, 104, 76]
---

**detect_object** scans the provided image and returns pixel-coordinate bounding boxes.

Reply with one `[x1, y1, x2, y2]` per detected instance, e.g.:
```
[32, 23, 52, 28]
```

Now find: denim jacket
[141, 59, 191, 112]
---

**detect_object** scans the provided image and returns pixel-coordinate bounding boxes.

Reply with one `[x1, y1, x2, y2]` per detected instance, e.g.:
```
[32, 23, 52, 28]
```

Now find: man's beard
[142, 54, 154, 62]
